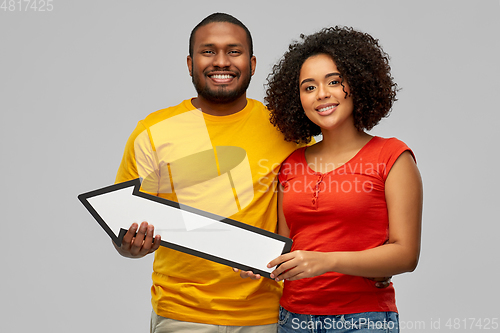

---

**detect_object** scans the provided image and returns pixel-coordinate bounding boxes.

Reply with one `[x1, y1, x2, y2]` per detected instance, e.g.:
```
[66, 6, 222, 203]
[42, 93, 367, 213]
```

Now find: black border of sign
[78, 178, 292, 279]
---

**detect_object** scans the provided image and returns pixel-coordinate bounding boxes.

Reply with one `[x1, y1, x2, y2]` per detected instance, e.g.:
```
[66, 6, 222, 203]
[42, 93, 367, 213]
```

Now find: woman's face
[299, 54, 354, 132]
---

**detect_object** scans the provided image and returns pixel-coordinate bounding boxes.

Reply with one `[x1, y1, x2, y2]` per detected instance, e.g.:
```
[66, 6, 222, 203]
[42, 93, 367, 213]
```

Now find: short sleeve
[115, 121, 159, 194]
[379, 138, 416, 181]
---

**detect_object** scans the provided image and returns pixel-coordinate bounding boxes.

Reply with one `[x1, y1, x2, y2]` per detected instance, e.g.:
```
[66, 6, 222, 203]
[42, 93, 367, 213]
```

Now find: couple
[114, 12, 422, 333]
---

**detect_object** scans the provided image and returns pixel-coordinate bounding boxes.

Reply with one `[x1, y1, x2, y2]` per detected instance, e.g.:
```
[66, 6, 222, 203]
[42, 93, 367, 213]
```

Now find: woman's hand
[268, 252, 394, 286]
[268, 250, 331, 281]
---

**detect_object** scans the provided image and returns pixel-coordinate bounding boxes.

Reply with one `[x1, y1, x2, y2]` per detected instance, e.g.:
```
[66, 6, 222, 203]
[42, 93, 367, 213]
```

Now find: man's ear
[250, 55, 256, 76]
[187, 55, 193, 76]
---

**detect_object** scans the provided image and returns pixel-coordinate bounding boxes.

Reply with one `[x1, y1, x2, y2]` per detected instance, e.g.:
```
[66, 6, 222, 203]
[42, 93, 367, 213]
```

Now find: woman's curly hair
[265, 26, 398, 144]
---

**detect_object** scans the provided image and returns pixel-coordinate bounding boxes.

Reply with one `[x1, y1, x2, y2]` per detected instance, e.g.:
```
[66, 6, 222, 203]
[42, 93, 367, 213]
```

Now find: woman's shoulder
[369, 136, 416, 173]
[284, 146, 307, 162]
[279, 147, 307, 179]
[370, 136, 411, 151]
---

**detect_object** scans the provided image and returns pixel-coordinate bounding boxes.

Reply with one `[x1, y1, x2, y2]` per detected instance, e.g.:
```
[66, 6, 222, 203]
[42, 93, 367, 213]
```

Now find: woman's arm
[269, 151, 423, 281]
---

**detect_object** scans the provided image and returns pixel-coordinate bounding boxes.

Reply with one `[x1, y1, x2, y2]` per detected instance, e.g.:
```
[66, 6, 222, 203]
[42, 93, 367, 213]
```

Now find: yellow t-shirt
[116, 98, 302, 325]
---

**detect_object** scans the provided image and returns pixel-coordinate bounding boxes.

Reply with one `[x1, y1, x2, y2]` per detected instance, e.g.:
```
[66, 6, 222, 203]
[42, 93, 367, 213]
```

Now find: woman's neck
[319, 125, 372, 155]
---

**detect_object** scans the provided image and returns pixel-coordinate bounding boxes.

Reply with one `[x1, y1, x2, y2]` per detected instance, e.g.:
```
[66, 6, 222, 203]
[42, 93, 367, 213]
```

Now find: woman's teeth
[317, 105, 335, 112]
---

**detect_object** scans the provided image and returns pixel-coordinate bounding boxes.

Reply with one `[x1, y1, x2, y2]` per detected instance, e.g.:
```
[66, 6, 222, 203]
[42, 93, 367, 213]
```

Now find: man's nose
[213, 52, 231, 68]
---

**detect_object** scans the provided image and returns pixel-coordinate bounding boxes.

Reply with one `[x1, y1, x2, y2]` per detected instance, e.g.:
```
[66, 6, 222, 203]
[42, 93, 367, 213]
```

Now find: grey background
[1, 0, 498, 331]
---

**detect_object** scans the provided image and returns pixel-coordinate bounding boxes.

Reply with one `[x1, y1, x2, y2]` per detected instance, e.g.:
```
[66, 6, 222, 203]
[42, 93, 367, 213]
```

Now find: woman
[244, 27, 422, 332]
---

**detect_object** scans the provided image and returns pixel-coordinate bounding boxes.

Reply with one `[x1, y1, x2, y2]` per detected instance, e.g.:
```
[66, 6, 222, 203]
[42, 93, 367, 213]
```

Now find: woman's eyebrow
[300, 78, 315, 86]
[300, 72, 341, 86]
[325, 72, 341, 79]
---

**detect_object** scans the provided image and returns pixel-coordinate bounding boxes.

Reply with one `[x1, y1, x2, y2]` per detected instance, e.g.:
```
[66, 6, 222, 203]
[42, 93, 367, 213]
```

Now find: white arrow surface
[78, 179, 292, 278]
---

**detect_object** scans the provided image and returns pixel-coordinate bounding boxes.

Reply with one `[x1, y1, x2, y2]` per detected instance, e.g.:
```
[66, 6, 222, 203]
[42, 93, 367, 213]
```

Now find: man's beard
[192, 69, 252, 104]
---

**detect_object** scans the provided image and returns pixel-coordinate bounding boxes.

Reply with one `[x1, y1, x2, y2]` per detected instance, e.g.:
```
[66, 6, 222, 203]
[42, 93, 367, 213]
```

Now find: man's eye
[202, 50, 215, 54]
[228, 50, 241, 55]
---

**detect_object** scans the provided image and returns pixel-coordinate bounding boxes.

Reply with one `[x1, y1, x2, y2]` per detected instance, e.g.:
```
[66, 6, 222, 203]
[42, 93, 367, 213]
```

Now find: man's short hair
[189, 13, 253, 57]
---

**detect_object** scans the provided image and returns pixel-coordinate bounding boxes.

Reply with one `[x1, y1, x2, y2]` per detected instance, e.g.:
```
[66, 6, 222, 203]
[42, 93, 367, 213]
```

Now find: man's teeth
[318, 105, 335, 112]
[211, 74, 233, 79]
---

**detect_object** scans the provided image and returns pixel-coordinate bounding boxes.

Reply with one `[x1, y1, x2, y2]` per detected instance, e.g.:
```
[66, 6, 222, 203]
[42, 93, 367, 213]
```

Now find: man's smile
[207, 71, 237, 84]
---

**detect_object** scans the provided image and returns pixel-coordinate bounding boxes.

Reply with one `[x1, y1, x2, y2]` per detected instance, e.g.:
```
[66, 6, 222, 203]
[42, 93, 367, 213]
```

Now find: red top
[278, 136, 414, 315]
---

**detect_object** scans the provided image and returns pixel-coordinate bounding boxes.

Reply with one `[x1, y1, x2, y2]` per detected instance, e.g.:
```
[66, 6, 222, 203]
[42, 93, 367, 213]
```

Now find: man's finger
[141, 225, 155, 251]
[130, 222, 148, 254]
[375, 280, 391, 288]
[121, 223, 138, 250]
[149, 235, 161, 253]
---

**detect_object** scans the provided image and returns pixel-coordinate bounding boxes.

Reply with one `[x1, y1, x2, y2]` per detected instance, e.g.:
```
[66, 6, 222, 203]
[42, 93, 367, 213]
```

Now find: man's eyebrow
[300, 72, 341, 86]
[198, 43, 244, 48]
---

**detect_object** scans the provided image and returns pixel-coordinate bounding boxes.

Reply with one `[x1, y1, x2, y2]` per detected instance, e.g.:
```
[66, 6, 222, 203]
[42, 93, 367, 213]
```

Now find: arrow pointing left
[78, 179, 292, 278]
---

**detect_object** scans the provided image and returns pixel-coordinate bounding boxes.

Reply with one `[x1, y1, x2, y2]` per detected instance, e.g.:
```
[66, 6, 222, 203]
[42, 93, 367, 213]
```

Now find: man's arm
[113, 123, 162, 258]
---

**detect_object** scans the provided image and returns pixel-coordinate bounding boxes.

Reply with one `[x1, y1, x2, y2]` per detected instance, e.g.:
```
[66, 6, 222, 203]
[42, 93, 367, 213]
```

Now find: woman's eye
[305, 86, 315, 91]
[329, 80, 340, 85]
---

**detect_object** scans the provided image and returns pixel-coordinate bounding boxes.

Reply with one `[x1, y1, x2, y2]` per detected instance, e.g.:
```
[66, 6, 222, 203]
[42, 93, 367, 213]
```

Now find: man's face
[187, 22, 256, 104]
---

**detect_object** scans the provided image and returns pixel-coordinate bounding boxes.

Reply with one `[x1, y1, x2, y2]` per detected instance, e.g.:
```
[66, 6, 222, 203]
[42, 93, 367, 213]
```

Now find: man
[114, 13, 302, 332]
[113, 12, 389, 332]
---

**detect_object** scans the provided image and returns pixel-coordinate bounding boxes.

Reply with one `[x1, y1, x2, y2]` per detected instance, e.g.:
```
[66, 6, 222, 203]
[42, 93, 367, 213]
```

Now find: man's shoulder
[247, 98, 267, 111]
[247, 98, 265, 106]
[141, 99, 195, 127]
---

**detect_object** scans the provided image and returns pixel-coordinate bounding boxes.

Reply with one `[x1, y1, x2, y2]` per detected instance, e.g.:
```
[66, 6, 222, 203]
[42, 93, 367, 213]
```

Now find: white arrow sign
[78, 179, 292, 278]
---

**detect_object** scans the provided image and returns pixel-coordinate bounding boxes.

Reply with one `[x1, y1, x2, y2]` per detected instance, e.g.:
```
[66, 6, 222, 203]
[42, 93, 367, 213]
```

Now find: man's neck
[191, 95, 248, 116]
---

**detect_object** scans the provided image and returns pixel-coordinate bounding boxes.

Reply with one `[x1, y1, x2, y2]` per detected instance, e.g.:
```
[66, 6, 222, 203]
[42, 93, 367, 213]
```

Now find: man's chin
[197, 88, 247, 104]
[193, 75, 251, 104]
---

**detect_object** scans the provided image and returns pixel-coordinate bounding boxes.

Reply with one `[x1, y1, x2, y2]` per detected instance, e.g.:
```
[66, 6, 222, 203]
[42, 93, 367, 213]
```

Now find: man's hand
[113, 222, 161, 258]
[366, 276, 392, 288]
[232, 268, 262, 280]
